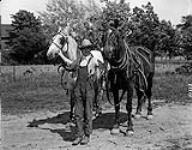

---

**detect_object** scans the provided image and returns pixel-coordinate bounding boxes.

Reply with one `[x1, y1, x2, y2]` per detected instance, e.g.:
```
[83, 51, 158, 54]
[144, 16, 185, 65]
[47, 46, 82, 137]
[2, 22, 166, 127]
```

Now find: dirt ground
[1, 102, 192, 150]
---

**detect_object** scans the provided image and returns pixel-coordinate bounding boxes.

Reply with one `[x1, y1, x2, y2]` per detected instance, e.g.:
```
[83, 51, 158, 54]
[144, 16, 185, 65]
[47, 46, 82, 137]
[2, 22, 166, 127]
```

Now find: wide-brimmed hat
[79, 39, 92, 49]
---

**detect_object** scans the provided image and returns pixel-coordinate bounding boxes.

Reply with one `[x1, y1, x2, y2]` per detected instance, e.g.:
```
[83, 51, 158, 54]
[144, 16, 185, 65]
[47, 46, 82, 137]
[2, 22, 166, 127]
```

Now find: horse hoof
[146, 115, 153, 120]
[69, 122, 76, 127]
[134, 114, 141, 119]
[66, 121, 76, 127]
[110, 128, 120, 135]
[126, 130, 134, 136]
[120, 121, 127, 127]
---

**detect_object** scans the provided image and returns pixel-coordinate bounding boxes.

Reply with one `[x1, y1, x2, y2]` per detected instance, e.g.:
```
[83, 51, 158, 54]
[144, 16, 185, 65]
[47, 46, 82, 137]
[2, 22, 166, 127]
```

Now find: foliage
[129, 2, 160, 51]
[101, 0, 131, 28]
[1, 63, 191, 114]
[93, 1, 180, 58]
[7, 10, 48, 64]
[40, 0, 184, 59]
[40, 0, 101, 40]
[177, 15, 192, 60]
[158, 20, 181, 58]
[128, 2, 180, 57]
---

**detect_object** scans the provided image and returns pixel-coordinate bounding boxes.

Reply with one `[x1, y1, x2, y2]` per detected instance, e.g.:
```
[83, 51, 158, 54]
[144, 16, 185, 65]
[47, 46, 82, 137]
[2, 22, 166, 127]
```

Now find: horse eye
[60, 37, 66, 45]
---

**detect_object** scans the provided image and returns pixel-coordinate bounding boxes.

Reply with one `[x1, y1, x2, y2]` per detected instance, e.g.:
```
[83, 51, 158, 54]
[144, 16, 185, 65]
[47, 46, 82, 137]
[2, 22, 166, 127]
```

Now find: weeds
[1, 63, 192, 115]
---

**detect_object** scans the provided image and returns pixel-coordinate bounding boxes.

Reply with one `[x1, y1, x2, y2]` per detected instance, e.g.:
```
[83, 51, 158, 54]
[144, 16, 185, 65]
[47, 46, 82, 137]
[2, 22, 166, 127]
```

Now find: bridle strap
[51, 33, 69, 54]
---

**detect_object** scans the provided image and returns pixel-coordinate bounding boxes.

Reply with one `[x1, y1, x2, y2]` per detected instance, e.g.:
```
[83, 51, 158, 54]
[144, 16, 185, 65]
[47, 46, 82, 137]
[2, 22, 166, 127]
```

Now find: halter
[107, 31, 129, 71]
[51, 33, 69, 54]
[50, 33, 76, 68]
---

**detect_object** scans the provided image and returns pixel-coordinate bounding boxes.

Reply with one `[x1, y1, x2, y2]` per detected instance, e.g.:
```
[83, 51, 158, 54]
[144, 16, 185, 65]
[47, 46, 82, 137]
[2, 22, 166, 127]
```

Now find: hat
[82, 39, 92, 47]
[79, 39, 92, 49]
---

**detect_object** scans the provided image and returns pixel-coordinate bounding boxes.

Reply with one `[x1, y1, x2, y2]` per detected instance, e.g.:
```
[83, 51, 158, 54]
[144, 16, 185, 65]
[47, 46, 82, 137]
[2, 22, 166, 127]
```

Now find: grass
[1, 73, 71, 115]
[1, 63, 192, 115]
[153, 73, 192, 103]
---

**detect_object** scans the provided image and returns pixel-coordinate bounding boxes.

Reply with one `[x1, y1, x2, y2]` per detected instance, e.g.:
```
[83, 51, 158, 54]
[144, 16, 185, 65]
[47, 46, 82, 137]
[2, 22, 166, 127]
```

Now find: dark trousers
[74, 67, 93, 137]
[93, 76, 103, 113]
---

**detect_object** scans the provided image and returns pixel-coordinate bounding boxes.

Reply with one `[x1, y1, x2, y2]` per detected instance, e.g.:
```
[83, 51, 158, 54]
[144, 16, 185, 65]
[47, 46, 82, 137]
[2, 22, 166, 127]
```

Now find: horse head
[47, 27, 105, 83]
[47, 28, 78, 66]
[103, 24, 133, 69]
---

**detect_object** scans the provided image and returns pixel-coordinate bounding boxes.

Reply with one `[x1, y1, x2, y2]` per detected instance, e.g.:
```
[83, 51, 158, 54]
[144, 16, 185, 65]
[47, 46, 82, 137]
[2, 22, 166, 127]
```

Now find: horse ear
[58, 26, 62, 33]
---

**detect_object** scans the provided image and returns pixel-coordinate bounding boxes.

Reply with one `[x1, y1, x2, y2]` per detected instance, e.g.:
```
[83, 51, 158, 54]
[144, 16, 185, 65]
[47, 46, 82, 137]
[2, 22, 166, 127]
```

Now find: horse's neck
[67, 36, 78, 61]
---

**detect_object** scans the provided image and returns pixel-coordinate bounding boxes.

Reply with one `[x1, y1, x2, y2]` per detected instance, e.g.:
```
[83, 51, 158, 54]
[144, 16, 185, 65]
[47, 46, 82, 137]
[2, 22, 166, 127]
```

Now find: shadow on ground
[27, 111, 127, 142]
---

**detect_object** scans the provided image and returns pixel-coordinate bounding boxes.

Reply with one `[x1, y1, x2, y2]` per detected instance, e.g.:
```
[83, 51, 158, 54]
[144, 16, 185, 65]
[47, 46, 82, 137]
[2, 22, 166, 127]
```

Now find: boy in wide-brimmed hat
[72, 39, 94, 145]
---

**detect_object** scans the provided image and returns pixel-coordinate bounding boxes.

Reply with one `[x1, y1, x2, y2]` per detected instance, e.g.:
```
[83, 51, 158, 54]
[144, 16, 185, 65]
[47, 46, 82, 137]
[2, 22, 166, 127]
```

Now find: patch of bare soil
[1, 103, 192, 150]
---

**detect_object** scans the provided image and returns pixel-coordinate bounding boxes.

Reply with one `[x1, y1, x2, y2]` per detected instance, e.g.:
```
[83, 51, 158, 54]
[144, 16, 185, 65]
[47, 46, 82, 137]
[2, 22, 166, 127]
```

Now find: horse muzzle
[47, 52, 58, 61]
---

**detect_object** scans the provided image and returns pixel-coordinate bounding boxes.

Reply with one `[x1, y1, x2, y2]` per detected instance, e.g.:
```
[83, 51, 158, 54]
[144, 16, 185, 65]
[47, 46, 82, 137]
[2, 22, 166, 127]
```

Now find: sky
[0, 0, 192, 25]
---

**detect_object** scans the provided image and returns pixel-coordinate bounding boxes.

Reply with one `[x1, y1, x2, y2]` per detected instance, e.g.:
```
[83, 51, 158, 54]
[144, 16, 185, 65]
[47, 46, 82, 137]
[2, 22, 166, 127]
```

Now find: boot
[72, 137, 83, 145]
[80, 135, 90, 145]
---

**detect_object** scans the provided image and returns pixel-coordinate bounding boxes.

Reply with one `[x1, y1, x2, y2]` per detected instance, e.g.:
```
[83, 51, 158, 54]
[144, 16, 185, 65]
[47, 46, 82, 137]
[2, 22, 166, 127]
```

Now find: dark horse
[103, 27, 155, 135]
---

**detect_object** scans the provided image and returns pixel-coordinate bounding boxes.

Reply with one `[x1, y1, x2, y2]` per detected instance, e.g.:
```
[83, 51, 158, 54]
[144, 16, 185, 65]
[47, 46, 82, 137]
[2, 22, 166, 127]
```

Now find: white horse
[47, 29, 105, 120]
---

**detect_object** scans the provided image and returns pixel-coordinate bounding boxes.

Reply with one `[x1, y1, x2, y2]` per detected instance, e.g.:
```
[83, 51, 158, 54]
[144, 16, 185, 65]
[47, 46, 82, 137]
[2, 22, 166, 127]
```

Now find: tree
[158, 20, 181, 58]
[129, 2, 161, 52]
[40, 0, 101, 39]
[92, 0, 132, 48]
[177, 15, 192, 60]
[95, 1, 163, 54]
[7, 10, 48, 64]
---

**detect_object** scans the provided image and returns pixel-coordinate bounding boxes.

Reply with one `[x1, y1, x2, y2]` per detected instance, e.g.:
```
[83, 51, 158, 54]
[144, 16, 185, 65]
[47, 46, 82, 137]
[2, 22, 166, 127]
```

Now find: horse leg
[146, 74, 153, 120]
[95, 78, 103, 117]
[126, 81, 134, 135]
[70, 89, 75, 121]
[135, 89, 145, 119]
[111, 89, 120, 135]
[93, 87, 97, 112]
[95, 89, 103, 117]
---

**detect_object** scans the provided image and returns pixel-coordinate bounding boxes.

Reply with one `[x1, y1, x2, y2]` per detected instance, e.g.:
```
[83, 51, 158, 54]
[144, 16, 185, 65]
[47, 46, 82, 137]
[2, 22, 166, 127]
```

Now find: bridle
[106, 31, 129, 71]
[51, 33, 69, 54]
[50, 33, 76, 69]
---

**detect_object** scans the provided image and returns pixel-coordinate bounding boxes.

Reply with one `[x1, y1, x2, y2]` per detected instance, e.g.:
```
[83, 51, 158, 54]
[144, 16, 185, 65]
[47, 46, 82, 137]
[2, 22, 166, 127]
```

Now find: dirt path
[2, 103, 192, 150]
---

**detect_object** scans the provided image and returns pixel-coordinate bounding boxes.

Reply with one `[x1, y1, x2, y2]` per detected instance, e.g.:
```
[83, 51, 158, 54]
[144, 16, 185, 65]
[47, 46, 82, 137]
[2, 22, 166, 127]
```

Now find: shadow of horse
[27, 111, 127, 142]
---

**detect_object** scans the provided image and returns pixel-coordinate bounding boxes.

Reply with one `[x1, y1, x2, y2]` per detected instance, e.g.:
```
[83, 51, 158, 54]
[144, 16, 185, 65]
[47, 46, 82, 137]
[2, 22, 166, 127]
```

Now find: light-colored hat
[81, 39, 92, 47]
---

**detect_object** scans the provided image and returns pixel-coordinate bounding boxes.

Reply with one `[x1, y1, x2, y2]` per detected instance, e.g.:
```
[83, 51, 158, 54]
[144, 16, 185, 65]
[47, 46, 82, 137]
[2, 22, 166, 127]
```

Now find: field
[1, 61, 192, 150]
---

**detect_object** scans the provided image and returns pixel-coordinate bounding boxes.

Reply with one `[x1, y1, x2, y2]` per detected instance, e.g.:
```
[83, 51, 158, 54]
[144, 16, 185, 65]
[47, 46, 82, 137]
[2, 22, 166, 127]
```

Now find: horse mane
[108, 30, 154, 91]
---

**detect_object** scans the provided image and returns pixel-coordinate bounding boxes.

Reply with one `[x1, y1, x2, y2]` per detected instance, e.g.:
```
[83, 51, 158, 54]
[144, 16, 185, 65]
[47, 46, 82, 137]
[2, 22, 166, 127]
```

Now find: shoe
[80, 136, 90, 145]
[72, 137, 83, 145]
